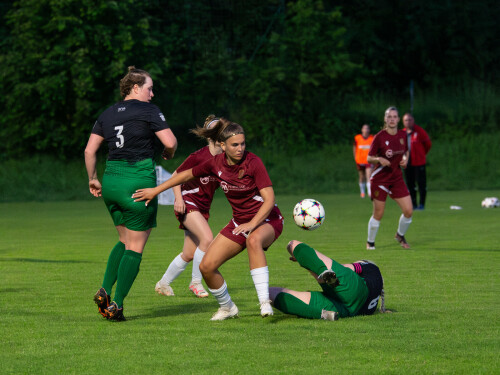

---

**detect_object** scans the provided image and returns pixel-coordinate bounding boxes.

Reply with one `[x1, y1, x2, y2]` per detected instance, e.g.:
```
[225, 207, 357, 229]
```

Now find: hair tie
[205, 119, 219, 129]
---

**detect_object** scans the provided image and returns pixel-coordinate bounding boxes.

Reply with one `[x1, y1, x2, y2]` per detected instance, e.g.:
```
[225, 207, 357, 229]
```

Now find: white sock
[191, 248, 205, 283]
[160, 253, 188, 285]
[250, 266, 270, 303]
[366, 181, 371, 197]
[359, 182, 366, 194]
[209, 281, 233, 308]
[367, 216, 380, 243]
[397, 214, 412, 236]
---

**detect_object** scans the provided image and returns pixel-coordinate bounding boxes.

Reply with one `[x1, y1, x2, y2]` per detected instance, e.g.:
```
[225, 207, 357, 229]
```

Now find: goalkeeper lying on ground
[269, 241, 387, 320]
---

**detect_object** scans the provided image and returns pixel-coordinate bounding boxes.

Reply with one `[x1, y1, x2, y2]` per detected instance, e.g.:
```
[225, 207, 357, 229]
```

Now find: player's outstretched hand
[89, 180, 102, 197]
[132, 188, 158, 207]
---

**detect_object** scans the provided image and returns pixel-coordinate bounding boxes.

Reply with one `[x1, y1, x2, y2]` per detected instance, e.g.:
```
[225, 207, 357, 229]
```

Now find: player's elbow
[165, 137, 178, 150]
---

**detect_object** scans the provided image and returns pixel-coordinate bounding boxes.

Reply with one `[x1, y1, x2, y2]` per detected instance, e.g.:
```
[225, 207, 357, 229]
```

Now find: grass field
[1, 190, 499, 374]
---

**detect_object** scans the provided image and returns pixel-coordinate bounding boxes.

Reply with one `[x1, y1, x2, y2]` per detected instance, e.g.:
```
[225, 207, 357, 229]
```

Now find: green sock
[113, 250, 142, 308]
[293, 243, 328, 275]
[274, 292, 322, 319]
[102, 241, 126, 295]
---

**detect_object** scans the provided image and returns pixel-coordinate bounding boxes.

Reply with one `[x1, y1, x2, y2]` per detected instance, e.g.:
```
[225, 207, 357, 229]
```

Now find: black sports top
[92, 99, 169, 161]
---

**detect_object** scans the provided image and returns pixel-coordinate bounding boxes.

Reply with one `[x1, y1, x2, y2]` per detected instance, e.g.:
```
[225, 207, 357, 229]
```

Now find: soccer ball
[293, 199, 325, 230]
[481, 197, 499, 208]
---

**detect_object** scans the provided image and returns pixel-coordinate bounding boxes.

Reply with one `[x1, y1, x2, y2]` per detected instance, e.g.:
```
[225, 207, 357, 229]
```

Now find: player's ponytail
[191, 117, 244, 143]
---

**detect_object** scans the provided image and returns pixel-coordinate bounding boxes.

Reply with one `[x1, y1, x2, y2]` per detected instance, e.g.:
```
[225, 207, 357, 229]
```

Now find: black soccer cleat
[395, 232, 410, 249]
[94, 288, 110, 318]
[318, 269, 339, 287]
[105, 301, 126, 321]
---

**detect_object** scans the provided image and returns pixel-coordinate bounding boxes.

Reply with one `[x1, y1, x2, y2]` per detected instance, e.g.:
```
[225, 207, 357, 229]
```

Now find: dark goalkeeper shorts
[102, 159, 158, 231]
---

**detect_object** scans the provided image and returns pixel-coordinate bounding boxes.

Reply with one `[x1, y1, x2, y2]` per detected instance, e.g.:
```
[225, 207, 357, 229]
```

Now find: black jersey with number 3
[358, 261, 384, 315]
[92, 99, 169, 161]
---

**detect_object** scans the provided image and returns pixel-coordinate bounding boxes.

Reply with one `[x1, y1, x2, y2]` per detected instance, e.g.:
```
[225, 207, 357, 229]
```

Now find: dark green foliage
[0, 0, 498, 160]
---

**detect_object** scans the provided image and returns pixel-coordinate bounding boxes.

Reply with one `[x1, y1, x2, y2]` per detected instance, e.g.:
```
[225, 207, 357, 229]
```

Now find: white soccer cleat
[189, 282, 209, 298]
[320, 309, 339, 321]
[260, 300, 274, 317]
[210, 303, 239, 321]
[155, 281, 174, 296]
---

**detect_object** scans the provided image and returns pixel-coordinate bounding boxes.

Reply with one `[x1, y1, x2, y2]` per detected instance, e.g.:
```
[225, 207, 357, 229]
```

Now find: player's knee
[246, 234, 262, 251]
[287, 240, 301, 255]
[199, 258, 214, 277]
[269, 287, 284, 302]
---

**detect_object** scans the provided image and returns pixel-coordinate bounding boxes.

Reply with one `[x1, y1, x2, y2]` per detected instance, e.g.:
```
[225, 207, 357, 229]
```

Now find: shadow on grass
[0, 257, 95, 263]
[131, 302, 216, 320]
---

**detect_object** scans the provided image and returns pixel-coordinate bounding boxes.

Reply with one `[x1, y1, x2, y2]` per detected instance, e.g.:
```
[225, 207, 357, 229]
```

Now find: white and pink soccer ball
[293, 199, 325, 230]
[481, 197, 499, 208]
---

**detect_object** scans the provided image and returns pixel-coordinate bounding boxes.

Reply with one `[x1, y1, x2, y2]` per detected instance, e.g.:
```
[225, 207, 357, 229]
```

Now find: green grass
[1, 191, 499, 374]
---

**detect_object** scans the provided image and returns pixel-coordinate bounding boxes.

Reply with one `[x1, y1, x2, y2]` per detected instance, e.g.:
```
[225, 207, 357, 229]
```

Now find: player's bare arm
[133, 169, 195, 205]
[170, 171, 186, 214]
[232, 186, 275, 235]
[84, 133, 105, 197]
[368, 155, 390, 167]
[156, 128, 177, 160]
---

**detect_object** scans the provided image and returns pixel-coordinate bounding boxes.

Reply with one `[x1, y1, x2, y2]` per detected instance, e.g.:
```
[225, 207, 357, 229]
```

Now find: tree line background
[0, 0, 498, 161]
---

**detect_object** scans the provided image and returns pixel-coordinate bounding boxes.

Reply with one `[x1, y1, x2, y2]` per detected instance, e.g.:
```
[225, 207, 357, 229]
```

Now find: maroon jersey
[176, 146, 219, 212]
[192, 151, 275, 223]
[369, 129, 408, 182]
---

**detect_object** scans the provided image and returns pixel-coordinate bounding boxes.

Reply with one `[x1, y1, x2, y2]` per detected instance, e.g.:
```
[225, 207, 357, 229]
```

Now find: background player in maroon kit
[155, 115, 222, 298]
[366, 107, 413, 250]
[133, 118, 283, 320]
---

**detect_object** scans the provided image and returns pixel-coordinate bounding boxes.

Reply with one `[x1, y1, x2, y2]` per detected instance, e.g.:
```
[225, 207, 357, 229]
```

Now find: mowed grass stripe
[0, 190, 498, 374]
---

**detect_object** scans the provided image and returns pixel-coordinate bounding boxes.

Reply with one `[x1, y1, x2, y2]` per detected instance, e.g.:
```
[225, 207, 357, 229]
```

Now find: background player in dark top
[403, 113, 432, 210]
[155, 115, 222, 298]
[269, 240, 385, 320]
[85, 66, 177, 321]
[133, 118, 284, 320]
[366, 107, 413, 250]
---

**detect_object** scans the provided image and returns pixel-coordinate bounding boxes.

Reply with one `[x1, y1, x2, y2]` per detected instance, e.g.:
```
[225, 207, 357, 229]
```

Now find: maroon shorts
[219, 206, 284, 249]
[370, 177, 410, 202]
[175, 204, 210, 230]
[356, 163, 373, 171]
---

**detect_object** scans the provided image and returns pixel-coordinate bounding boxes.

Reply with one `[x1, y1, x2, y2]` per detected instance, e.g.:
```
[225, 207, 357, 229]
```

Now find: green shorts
[102, 159, 158, 231]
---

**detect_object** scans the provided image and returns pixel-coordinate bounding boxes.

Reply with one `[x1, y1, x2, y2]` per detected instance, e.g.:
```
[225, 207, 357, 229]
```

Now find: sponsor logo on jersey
[220, 181, 249, 194]
[238, 169, 245, 179]
[159, 113, 166, 121]
[200, 177, 210, 184]
[118, 107, 126, 112]
[385, 149, 393, 158]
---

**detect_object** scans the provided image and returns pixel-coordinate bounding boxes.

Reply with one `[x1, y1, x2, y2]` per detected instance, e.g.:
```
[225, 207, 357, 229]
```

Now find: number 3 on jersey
[115, 125, 124, 148]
